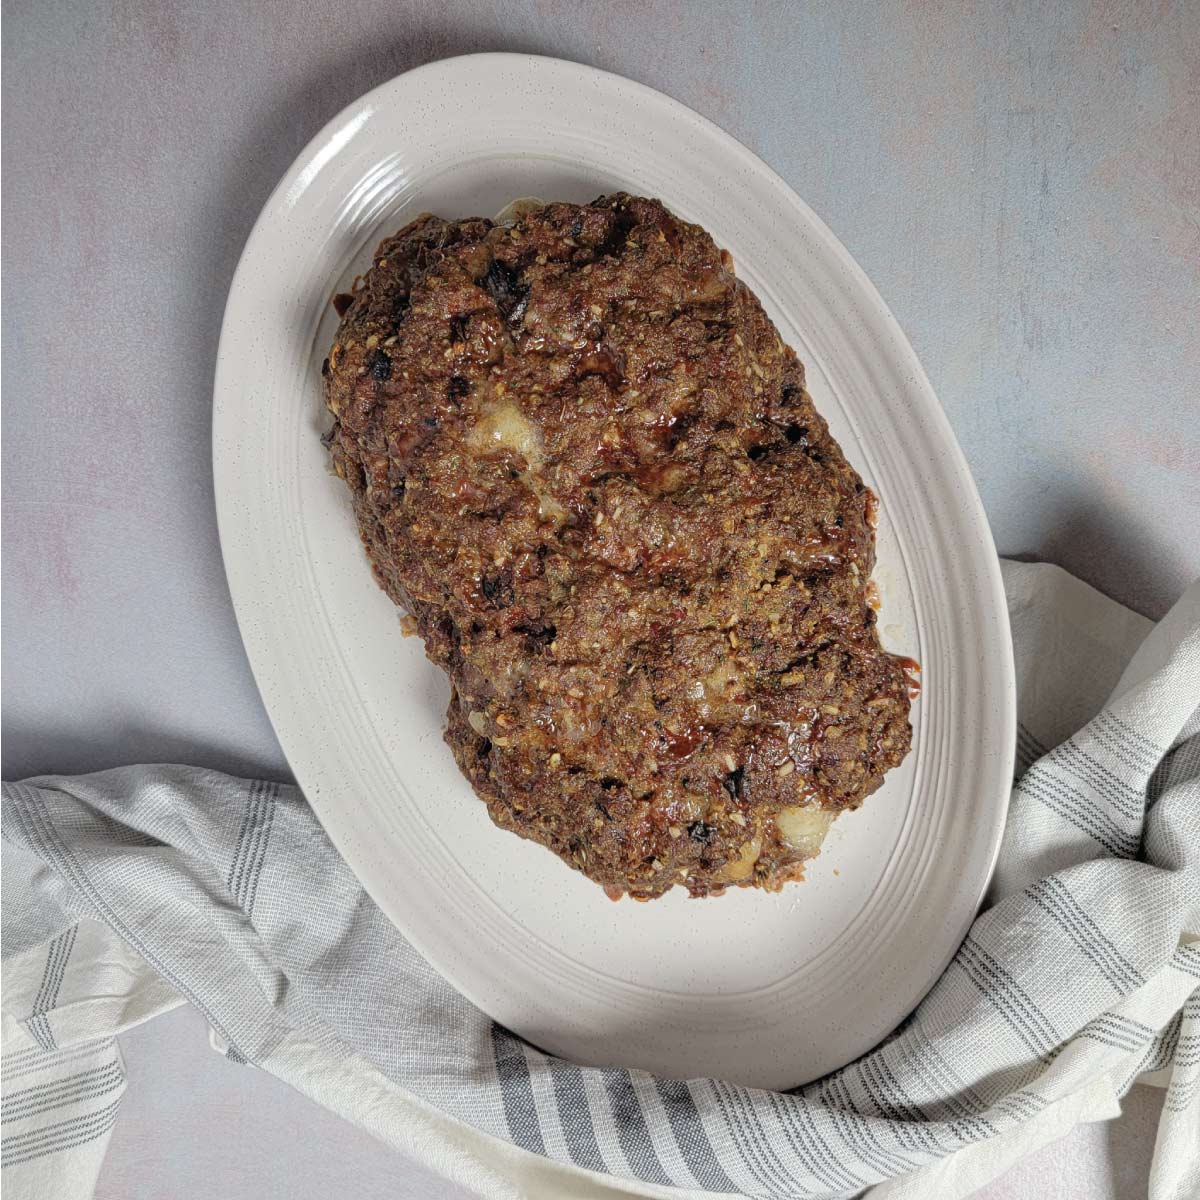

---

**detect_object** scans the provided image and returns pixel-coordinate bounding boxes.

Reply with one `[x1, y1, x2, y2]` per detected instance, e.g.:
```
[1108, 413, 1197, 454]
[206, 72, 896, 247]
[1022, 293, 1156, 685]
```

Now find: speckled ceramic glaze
[213, 53, 1015, 1089]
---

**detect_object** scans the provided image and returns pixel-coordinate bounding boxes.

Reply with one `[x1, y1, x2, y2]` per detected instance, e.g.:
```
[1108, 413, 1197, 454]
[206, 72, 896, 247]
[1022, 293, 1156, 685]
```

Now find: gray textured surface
[3, 1, 1193, 1196]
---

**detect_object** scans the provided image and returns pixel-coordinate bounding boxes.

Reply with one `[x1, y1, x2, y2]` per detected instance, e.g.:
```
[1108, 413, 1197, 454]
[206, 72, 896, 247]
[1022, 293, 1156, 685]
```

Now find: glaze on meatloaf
[323, 194, 914, 900]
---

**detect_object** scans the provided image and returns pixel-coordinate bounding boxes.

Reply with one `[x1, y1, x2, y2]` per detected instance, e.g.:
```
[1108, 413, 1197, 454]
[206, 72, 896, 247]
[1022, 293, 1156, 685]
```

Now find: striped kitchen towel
[3, 560, 1198, 1200]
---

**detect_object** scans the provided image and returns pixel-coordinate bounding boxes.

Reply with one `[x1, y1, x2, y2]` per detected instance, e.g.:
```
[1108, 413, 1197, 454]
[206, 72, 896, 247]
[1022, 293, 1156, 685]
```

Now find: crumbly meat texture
[324, 194, 913, 899]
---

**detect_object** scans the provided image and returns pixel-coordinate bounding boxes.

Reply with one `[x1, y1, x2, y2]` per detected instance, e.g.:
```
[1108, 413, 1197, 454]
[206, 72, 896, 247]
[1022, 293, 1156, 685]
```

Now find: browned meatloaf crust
[323, 194, 914, 900]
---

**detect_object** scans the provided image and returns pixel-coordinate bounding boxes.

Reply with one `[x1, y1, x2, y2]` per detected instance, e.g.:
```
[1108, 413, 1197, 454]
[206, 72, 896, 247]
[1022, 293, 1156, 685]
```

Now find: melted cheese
[713, 836, 762, 883]
[466, 399, 569, 527]
[467, 401, 544, 467]
[775, 806, 835, 857]
[535, 490, 570, 526]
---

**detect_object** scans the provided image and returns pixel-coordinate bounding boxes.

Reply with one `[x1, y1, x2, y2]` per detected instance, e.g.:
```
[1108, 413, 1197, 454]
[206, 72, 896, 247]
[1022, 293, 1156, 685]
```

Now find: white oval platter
[214, 53, 1015, 1090]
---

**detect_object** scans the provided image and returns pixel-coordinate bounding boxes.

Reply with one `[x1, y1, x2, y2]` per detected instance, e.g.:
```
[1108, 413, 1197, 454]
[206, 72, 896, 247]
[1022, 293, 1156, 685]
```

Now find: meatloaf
[323, 194, 914, 900]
